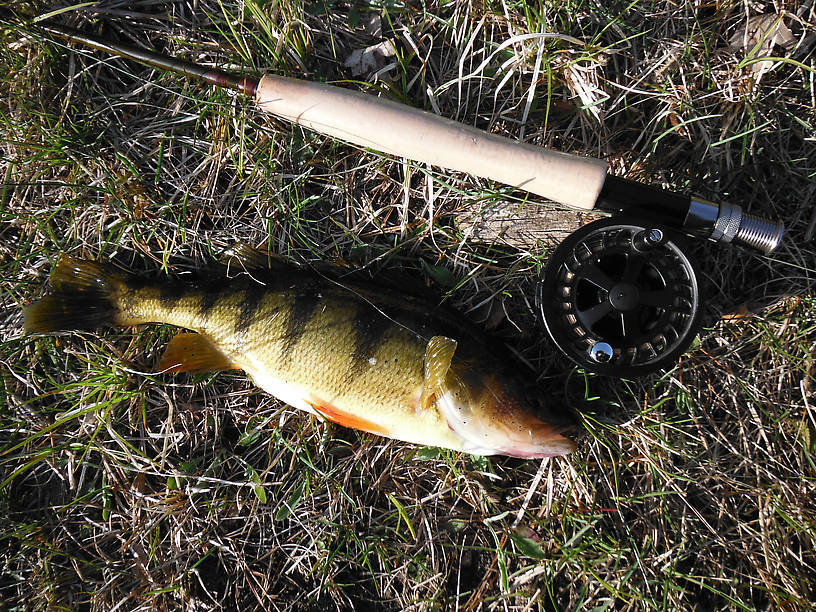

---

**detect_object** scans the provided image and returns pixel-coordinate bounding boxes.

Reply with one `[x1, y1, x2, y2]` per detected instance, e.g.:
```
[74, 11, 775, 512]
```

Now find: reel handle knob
[632, 228, 665, 252]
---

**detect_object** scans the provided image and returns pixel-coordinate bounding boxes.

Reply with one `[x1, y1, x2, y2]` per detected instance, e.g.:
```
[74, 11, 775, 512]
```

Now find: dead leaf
[721, 303, 752, 320]
[343, 40, 397, 79]
[132, 472, 147, 494]
[728, 13, 795, 74]
[484, 301, 507, 331]
[362, 13, 382, 38]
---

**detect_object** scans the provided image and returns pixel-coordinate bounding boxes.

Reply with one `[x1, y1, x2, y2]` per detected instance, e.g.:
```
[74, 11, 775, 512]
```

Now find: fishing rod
[35, 21, 787, 376]
[38, 21, 783, 254]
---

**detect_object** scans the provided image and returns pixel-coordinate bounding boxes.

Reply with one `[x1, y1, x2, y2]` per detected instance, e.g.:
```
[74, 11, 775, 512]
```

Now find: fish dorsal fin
[50, 255, 121, 292]
[220, 242, 288, 272]
[156, 333, 240, 374]
[420, 336, 458, 411]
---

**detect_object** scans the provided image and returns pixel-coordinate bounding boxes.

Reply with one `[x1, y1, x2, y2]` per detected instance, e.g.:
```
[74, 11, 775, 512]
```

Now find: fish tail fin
[24, 256, 124, 333]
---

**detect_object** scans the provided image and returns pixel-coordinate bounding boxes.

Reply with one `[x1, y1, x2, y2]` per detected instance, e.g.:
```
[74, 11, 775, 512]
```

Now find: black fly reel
[537, 216, 703, 377]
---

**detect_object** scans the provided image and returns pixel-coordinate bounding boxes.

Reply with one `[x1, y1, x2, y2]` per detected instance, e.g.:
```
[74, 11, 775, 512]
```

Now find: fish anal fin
[308, 401, 389, 436]
[420, 336, 458, 411]
[157, 333, 239, 374]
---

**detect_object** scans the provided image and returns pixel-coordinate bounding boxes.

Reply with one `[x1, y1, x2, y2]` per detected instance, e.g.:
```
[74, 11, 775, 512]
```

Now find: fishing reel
[537, 216, 703, 377]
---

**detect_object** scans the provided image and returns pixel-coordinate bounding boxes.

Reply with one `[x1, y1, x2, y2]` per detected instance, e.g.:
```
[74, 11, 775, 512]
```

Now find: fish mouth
[492, 423, 577, 458]
[459, 429, 577, 458]
[435, 383, 578, 458]
[497, 440, 577, 458]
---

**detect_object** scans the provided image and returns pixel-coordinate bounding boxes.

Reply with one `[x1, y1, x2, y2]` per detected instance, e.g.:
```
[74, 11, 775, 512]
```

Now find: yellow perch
[24, 251, 576, 458]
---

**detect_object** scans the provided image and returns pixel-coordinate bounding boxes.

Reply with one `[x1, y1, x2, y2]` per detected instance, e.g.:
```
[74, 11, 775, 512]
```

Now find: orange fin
[308, 401, 389, 436]
[157, 333, 239, 374]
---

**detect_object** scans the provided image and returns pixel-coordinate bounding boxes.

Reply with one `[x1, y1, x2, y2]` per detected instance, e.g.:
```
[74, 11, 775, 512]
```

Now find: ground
[1, 1, 815, 610]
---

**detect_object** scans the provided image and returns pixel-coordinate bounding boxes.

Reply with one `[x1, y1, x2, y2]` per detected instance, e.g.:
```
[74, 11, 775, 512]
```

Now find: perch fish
[24, 251, 576, 458]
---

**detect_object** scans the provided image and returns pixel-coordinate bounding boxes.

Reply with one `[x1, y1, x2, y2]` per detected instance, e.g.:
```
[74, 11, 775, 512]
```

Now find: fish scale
[23, 253, 577, 457]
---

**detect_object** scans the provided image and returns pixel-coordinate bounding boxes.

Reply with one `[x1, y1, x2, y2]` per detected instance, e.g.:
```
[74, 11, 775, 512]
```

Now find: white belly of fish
[243, 368, 321, 417]
[240, 358, 473, 454]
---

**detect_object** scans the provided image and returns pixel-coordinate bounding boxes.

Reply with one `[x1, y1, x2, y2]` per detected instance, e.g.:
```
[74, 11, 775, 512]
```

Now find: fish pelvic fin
[24, 255, 124, 333]
[308, 401, 389, 436]
[420, 336, 458, 411]
[157, 332, 240, 374]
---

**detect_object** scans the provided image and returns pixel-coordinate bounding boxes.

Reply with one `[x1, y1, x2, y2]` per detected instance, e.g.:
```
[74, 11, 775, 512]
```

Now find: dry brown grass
[1, 1, 815, 610]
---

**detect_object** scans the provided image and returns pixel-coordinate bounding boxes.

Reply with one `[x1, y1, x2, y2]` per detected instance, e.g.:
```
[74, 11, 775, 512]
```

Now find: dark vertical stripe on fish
[158, 282, 188, 309]
[281, 290, 321, 354]
[348, 302, 394, 375]
[197, 284, 223, 319]
[235, 282, 268, 334]
[124, 275, 152, 292]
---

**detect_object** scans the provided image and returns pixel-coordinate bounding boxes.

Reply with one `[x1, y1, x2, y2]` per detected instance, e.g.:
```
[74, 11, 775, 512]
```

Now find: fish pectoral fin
[156, 333, 239, 374]
[419, 391, 436, 413]
[420, 336, 458, 411]
[308, 401, 389, 436]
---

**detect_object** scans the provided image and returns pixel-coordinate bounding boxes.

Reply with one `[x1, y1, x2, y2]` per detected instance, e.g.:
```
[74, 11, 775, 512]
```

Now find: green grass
[2, 1, 815, 610]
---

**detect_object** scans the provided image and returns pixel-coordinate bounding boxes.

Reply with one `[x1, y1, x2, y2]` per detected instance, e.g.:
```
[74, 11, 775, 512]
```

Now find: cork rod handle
[255, 74, 609, 211]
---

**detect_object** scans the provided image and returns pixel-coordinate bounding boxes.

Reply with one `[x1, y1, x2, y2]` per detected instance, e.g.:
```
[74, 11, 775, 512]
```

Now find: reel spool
[537, 216, 703, 377]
